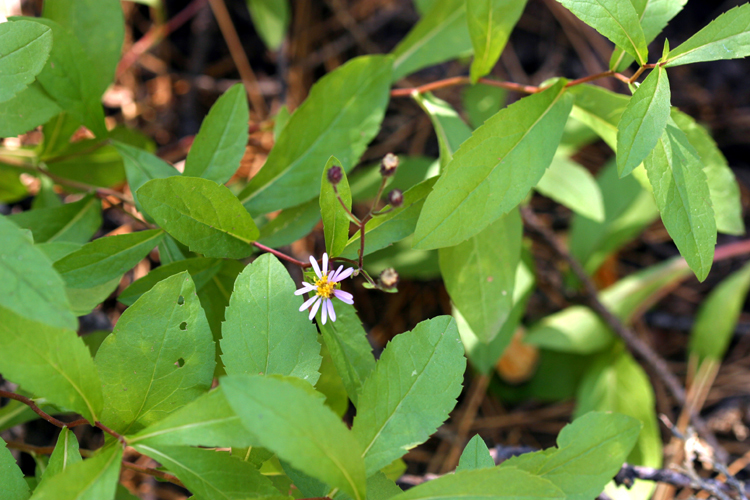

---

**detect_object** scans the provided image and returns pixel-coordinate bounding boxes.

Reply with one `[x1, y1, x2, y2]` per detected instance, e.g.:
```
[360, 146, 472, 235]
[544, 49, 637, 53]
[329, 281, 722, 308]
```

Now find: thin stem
[253, 242, 310, 268]
[629, 65, 648, 83]
[565, 70, 614, 87]
[368, 177, 388, 218]
[96, 421, 127, 446]
[332, 184, 361, 223]
[0, 390, 68, 428]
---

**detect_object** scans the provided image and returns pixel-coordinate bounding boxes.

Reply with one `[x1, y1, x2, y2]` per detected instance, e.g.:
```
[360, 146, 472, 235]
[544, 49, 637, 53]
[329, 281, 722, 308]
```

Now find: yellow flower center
[315, 275, 336, 299]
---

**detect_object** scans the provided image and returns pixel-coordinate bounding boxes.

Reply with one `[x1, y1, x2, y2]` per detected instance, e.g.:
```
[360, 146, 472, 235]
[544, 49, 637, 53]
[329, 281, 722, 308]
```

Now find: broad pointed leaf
[0, 83, 61, 137]
[119, 257, 224, 306]
[114, 141, 178, 217]
[535, 155, 605, 222]
[0, 20, 52, 103]
[467, 0, 527, 82]
[28, 446, 123, 500]
[9, 194, 101, 244]
[247, 0, 290, 50]
[38, 428, 82, 488]
[456, 435, 495, 472]
[0, 438, 29, 500]
[412, 93, 472, 171]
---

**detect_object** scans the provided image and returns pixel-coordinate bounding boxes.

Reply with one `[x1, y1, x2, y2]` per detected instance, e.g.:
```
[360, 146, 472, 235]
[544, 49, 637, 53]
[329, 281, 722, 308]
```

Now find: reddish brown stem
[122, 461, 184, 487]
[0, 390, 69, 428]
[253, 241, 310, 268]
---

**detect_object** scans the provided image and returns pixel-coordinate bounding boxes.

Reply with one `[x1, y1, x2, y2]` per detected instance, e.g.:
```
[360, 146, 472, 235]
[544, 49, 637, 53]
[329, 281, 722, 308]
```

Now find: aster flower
[295, 253, 354, 324]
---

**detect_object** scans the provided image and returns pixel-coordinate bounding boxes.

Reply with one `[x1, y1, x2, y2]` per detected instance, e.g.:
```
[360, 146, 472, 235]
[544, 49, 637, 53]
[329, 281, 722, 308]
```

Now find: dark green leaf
[119, 257, 224, 306]
[0, 83, 61, 138]
[0, 438, 29, 500]
[8, 194, 101, 244]
[315, 339, 349, 418]
[0, 162, 28, 202]
[247, 0, 290, 50]
[456, 435, 494, 472]
[320, 156, 353, 257]
[36, 242, 81, 265]
[467, 0, 527, 82]
[0, 20, 52, 103]
[535, 155, 605, 222]
[114, 141, 178, 217]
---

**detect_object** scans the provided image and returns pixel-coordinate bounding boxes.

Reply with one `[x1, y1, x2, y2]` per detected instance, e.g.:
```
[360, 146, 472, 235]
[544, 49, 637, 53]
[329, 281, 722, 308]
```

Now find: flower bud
[388, 189, 403, 208]
[379, 268, 399, 289]
[327, 165, 343, 185]
[380, 153, 399, 177]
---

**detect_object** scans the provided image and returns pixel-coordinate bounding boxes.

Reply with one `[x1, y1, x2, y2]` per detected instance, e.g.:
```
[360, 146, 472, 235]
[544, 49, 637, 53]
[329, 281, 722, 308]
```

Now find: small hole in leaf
[177, 295, 184, 305]
[176, 358, 185, 367]
[179, 322, 187, 331]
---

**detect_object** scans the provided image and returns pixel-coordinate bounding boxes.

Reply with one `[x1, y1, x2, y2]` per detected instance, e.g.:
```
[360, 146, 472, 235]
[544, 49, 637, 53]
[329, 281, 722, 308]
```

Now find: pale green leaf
[317, 303, 375, 406]
[467, 0, 527, 82]
[273, 105, 290, 140]
[456, 435, 495, 472]
[54, 229, 164, 289]
[616, 66, 671, 177]
[0, 215, 77, 330]
[29, 446, 123, 500]
[119, 257, 224, 306]
[258, 198, 320, 248]
[38, 428, 82, 488]
[0, 162, 28, 202]
[138, 176, 260, 259]
[42, 0, 124, 95]
[133, 445, 285, 500]
[535, 155, 605, 222]
[439, 209, 522, 343]
[666, 4, 750, 67]
[353, 316, 465, 475]
[568, 84, 629, 151]
[221, 253, 322, 384]
[8, 194, 101, 244]
[65, 276, 121, 317]
[36, 241, 81, 263]
[222, 374, 367, 500]
[239, 56, 392, 215]
[412, 92, 472, 171]
[0, 83, 61, 138]
[462, 84, 507, 129]
[644, 120, 716, 281]
[0, 20, 52, 103]
[320, 156, 353, 257]
[247, 0, 290, 50]
[0, 438, 29, 500]
[690, 261, 750, 363]
[183, 84, 249, 184]
[391, 0, 471, 81]
[96, 272, 215, 435]
[555, 0, 648, 65]
[414, 80, 573, 250]
[113, 141, 178, 217]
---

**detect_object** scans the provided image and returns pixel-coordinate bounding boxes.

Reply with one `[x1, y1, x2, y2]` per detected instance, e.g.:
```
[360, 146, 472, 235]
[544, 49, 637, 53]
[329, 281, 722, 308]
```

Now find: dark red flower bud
[327, 165, 343, 185]
[388, 189, 403, 208]
[380, 153, 399, 177]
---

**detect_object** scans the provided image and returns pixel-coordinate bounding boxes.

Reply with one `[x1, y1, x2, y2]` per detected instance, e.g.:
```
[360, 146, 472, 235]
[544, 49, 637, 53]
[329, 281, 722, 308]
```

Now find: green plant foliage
[353, 316, 465, 475]
[617, 66, 671, 177]
[666, 4, 750, 67]
[535, 155, 605, 222]
[644, 120, 716, 281]
[0, 20, 52, 104]
[462, 83, 507, 128]
[222, 374, 367, 500]
[0, 438, 29, 500]
[0, 215, 77, 330]
[414, 80, 573, 250]
[37, 428, 81, 488]
[95, 272, 215, 434]
[247, 0, 290, 50]
[412, 93, 472, 171]
[0, 83, 61, 137]
[456, 435, 495, 472]
[349, 156, 438, 201]
[315, 340, 350, 418]
[239, 55, 392, 215]
[183, 84, 249, 184]
[466, 0, 527, 82]
[568, 84, 628, 150]
[138, 176, 260, 258]
[114, 141, 178, 217]
[8, 193, 101, 244]
[222, 253, 322, 383]
[439, 209, 521, 343]
[258, 198, 321, 248]
[320, 156, 353, 257]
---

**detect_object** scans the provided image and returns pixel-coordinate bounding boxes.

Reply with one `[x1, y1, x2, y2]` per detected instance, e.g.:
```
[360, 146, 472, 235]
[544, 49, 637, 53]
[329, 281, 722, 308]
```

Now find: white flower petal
[310, 255, 322, 279]
[294, 283, 316, 295]
[321, 299, 329, 324]
[308, 297, 322, 320]
[334, 289, 354, 304]
[330, 265, 344, 281]
[332, 267, 354, 282]
[327, 298, 337, 322]
[322, 253, 329, 275]
[300, 295, 319, 312]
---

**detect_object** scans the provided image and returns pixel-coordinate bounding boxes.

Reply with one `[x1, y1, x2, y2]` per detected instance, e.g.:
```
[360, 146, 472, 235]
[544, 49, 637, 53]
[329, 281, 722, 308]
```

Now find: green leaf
[456, 435, 495, 472]
[671, 110, 745, 235]
[0, 398, 57, 433]
[535, 155, 605, 222]
[315, 339, 350, 418]
[221, 253, 322, 384]
[128, 387, 253, 448]
[119, 257, 224, 306]
[391, 0, 472, 81]
[412, 93, 472, 171]
[644, 120, 716, 281]
[0, 83, 61, 138]
[240, 56, 392, 215]
[96, 272, 215, 434]
[0, 215, 77, 330]
[462, 84, 507, 129]
[353, 316, 465, 475]
[555, 0, 647, 65]
[38, 428, 82, 488]
[65, 276, 121, 317]
[42, 0, 124, 95]
[157, 234, 193, 265]
[617, 66, 671, 177]
[502, 412, 640, 500]
[568, 84, 629, 151]
[54, 229, 164, 289]
[21, 18, 106, 138]
[113, 141, 178, 218]
[183, 84, 249, 184]
[273, 104, 290, 140]
[690, 261, 750, 363]
[28, 446, 124, 500]
[0, 308, 102, 423]
[8, 194, 101, 244]
[43, 141, 128, 189]
[414, 80, 573, 250]
[133, 445, 285, 500]
[666, 4, 750, 67]
[138, 176, 260, 259]
[258, 198, 321, 248]
[390, 466, 564, 500]
[439, 209, 522, 343]
[320, 156, 353, 257]
[0, 20, 52, 104]
[0, 438, 29, 500]
[222, 374, 368, 500]
[247, 0, 290, 50]
[467, 0, 527, 82]
[38, 113, 81, 160]
[0, 163, 28, 202]
[317, 303, 375, 406]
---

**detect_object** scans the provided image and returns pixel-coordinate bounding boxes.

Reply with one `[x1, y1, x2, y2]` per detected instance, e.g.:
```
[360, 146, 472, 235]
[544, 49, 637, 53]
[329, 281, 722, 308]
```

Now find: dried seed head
[380, 153, 399, 177]
[388, 189, 403, 208]
[379, 268, 399, 289]
[327, 165, 343, 185]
